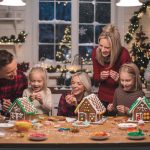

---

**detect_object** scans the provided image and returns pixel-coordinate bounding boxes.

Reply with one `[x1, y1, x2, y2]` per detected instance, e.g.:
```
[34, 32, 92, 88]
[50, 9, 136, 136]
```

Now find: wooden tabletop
[0, 116, 150, 149]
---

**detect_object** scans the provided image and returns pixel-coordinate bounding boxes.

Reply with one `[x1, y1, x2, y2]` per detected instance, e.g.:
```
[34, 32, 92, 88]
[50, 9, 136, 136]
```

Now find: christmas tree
[130, 26, 150, 82]
[56, 25, 71, 63]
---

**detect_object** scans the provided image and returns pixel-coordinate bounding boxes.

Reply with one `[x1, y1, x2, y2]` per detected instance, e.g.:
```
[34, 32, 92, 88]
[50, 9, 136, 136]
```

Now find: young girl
[23, 67, 52, 115]
[107, 63, 144, 116]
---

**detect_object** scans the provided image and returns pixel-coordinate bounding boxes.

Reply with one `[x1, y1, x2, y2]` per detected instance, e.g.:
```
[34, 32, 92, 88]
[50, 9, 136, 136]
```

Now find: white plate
[118, 123, 137, 129]
[91, 133, 110, 140]
[0, 131, 6, 137]
[0, 123, 14, 128]
[127, 135, 145, 140]
[72, 121, 90, 127]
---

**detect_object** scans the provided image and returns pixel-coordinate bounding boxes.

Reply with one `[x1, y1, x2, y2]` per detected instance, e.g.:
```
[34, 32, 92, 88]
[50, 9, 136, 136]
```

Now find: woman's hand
[100, 70, 109, 80]
[107, 103, 114, 112]
[66, 94, 77, 106]
[117, 105, 129, 114]
[2, 99, 12, 112]
[110, 70, 119, 82]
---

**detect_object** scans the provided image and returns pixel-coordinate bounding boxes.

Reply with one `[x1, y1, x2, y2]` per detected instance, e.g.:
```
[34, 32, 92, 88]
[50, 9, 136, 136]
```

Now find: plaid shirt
[0, 70, 28, 109]
[57, 93, 79, 117]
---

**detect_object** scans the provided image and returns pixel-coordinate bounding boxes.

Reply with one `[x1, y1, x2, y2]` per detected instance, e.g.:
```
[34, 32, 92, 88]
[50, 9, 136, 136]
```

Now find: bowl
[15, 120, 32, 132]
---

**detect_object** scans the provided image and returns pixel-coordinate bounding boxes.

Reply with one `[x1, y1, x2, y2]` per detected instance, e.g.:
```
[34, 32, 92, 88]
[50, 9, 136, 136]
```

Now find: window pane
[56, 2, 71, 21]
[39, 24, 54, 43]
[79, 46, 93, 64]
[96, 3, 110, 23]
[95, 25, 105, 44]
[39, 45, 54, 60]
[79, 0, 93, 1]
[96, 0, 110, 2]
[56, 45, 71, 62]
[56, 0, 71, 1]
[39, 2, 54, 20]
[56, 24, 71, 43]
[79, 25, 94, 43]
[56, 25, 71, 62]
[79, 3, 94, 23]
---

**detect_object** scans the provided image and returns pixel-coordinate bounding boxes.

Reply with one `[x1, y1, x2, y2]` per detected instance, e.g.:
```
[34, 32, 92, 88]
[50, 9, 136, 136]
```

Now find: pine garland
[0, 31, 28, 44]
[124, 1, 150, 43]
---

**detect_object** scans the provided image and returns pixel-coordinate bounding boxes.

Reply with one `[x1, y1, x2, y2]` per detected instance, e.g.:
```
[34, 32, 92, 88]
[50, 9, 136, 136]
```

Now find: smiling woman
[92, 24, 131, 115]
[57, 72, 92, 117]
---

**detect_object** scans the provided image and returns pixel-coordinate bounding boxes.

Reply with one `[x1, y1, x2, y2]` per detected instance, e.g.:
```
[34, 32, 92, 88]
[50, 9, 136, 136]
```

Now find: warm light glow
[116, 0, 142, 7]
[0, 0, 26, 6]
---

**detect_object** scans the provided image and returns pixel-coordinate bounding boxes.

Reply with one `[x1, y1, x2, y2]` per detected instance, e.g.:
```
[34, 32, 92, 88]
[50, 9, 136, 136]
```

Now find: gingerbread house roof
[74, 94, 106, 114]
[8, 97, 37, 115]
[128, 96, 150, 113]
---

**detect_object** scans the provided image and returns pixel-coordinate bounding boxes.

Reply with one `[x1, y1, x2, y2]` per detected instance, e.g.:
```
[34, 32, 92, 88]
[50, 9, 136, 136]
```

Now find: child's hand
[107, 103, 114, 112]
[100, 70, 109, 80]
[66, 94, 77, 106]
[117, 105, 129, 114]
[2, 99, 12, 111]
[35, 93, 43, 105]
[29, 94, 36, 101]
[110, 70, 119, 82]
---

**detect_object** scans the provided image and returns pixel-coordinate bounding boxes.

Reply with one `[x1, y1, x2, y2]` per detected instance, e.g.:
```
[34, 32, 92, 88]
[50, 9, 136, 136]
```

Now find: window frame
[30, 0, 116, 65]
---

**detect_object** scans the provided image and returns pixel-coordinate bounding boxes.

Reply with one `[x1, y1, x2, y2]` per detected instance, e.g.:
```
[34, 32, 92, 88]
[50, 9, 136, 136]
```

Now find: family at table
[0, 24, 149, 120]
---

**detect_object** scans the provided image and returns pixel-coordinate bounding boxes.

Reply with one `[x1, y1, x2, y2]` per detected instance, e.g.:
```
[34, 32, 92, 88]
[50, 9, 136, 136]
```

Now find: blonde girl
[107, 63, 144, 115]
[23, 67, 52, 115]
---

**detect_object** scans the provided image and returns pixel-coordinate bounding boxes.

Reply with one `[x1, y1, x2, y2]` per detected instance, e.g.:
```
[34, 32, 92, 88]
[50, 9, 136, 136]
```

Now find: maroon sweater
[92, 47, 131, 103]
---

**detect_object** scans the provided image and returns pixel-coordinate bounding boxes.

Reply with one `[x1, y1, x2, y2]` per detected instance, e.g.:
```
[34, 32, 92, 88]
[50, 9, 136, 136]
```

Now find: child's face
[120, 72, 135, 91]
[29, 72, 44, 92]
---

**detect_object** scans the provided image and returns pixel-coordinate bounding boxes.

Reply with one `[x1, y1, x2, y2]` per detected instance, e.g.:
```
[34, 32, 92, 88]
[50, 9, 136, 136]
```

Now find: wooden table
[0, 116, 150, 150]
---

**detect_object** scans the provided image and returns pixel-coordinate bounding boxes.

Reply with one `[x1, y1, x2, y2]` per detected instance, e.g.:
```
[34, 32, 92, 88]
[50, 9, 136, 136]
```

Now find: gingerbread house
[8, 97, 37, 120]
[128, 97, 150, 122]
[74, 94, 106, 123]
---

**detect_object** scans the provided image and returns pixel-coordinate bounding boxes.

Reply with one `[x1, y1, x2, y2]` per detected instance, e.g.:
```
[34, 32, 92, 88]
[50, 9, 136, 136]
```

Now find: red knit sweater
[92, 47, 131, 103]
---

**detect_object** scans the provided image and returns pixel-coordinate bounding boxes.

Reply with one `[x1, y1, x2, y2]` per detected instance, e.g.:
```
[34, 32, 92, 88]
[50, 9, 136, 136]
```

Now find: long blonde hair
[119, 63, 142, 91]
[96, 24, 122, 68]
[28, 66, 48, 92]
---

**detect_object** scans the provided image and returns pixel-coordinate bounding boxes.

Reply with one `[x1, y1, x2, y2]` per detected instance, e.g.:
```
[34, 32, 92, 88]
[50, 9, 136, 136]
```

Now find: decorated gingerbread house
[74, 94, 106, 123]
[128, 97, 150, 122]
[8, 97, 37, 120]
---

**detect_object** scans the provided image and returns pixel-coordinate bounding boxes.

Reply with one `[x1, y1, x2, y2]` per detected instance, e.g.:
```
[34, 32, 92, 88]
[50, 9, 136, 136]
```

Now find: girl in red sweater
[92, 24, 131, 115]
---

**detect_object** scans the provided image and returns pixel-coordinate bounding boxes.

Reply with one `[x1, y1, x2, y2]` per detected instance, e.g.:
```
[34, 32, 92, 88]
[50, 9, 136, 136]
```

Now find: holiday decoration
[124, 1, 150, 43]
[0, 31, 28, 44]
[17, 62, 30, 72]
[74, 94, 106, 123]
[130, 26, 150, 82]
[56, 25, 71, 63]
[128, 96, 150, 122]
[8, 97, 37, 120]
[124, 0, 150, 82]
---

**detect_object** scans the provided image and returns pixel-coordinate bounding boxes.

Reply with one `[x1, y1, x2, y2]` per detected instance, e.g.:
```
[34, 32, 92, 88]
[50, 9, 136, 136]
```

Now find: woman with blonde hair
[107, 62, 144, 116]
[57, 72, 92, 116]
[92, 24, 131, 115]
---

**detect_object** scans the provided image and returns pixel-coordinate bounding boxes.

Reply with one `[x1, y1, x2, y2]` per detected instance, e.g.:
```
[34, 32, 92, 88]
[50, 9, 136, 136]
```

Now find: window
[38, 0, 111, 64]
[79, 0, 111, 64]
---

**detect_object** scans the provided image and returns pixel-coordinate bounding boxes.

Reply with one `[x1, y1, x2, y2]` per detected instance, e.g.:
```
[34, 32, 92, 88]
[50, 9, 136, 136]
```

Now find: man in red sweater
[0, 50, 28, 116]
